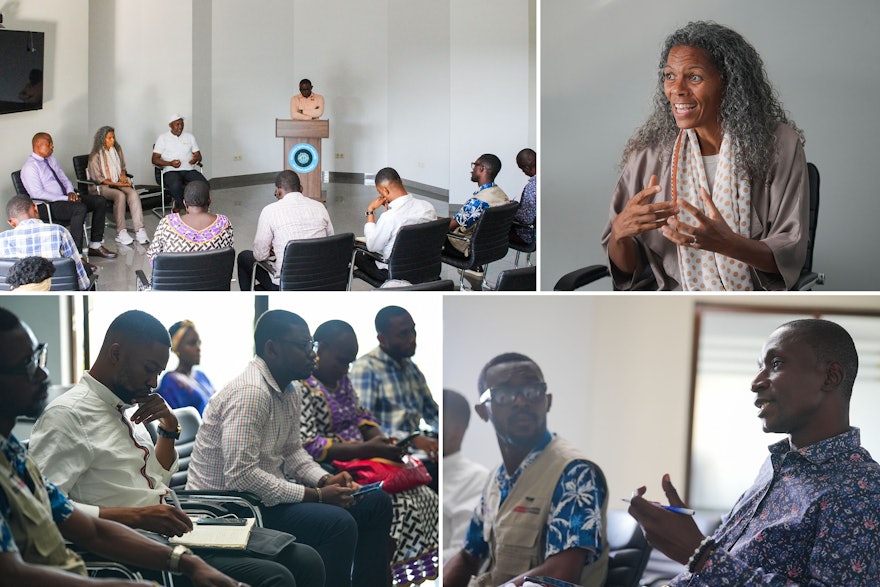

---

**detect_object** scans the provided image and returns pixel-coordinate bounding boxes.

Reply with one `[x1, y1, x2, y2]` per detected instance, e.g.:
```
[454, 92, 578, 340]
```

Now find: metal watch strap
[168, 544, 192, 574]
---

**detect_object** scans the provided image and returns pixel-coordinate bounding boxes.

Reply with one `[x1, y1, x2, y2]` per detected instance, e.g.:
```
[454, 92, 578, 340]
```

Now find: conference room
[0, 0, 536, 292]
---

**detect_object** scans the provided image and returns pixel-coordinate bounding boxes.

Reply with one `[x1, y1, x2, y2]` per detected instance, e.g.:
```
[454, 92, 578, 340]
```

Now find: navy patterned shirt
[672, 428, 880, 586]
[0, 434, 75, 553]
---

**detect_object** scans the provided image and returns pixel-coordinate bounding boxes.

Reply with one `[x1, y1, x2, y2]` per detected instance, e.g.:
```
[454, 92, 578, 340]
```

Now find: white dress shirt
[442, 450, 490, 562]
[28, 372, 178, 517]
[153, 130, 201, 172]
[364, 194, 437, 268]
[253, 192, 335, 284]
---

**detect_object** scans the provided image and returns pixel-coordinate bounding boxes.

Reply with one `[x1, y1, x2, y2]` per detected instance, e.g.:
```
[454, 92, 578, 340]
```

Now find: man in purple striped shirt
[20, 132, 116, 259]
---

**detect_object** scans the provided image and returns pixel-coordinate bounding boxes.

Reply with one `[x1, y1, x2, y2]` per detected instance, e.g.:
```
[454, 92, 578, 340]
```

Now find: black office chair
[0, 257, 96, 291]
[136, 247, 234, 291]
[495, 265, 537, 291]
[442, 201, 520, 290]
[353, 217, 451, 287]
[554, 162, 824, 292]
[152, 151, 206, 218]
[603, 510, 652, 587]
[252, 233, 355, 291]
[509, 221, 536, 267]
[11, 170, 53, 223]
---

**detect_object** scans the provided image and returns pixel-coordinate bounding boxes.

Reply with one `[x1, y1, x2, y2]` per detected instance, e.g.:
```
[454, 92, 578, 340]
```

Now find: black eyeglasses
[479, 382, 547, 405]
[278, 338, 319, 355]
[0, 343, 48, 381]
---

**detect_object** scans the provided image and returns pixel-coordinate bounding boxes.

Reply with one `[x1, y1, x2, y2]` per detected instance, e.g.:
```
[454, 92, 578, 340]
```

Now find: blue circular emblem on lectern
[289, 143, 319, 173]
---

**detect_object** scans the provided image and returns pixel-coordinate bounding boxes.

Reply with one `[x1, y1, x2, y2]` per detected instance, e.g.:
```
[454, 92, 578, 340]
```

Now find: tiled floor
[88, 178, 529, 291]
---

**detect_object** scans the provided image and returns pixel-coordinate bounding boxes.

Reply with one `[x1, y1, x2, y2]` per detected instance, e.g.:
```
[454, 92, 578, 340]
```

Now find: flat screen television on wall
[0, 30, 46, 115]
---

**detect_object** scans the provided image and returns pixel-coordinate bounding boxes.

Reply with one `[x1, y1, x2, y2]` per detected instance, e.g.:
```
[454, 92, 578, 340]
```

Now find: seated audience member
[87, 126, 149, 245]
[445, 153, 509, 257]
[444, 353, 609, 587]
[628, 319, 880, 585]
[20, 132, 116, 259]
[290, 79, 325, 120]
[237, 170, 334, 291]
[301, 320, 439, 585]
[28, 309, 324, 587]
[152, 115, 207, 213]
[156, 320, 216, 414]
[350, 306, 439, 491]
[0, 308, 242, 587]
[146, 181, 233, 263]
[511, 148, 537, 246]
[354, 166, 438, 283]
[0, 196, 92, 291]
[186, 310, 393, 587]
[7, 256, 55, 291]
[6, 256, 56, 291]
[441, 388, 489, 563]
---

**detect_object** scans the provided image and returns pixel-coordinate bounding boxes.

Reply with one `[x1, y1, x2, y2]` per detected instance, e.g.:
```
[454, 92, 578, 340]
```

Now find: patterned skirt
[390, 485, 439, 585]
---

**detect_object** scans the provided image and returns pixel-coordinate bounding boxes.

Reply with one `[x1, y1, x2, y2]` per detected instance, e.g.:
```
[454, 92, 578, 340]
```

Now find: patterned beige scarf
[99, 147, 122, 182]
[671, 129, 752, 291]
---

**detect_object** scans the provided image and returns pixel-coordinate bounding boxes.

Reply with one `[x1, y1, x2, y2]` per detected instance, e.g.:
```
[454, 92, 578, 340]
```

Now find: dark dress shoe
[88, 245, 118, 259]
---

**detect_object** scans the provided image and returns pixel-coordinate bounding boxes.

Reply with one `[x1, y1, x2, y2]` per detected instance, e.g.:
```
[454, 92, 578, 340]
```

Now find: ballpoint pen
[620, 498, 696, 516]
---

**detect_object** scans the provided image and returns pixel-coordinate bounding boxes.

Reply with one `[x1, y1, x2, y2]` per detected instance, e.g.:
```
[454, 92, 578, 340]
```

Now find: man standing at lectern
[290, 79, 324, 120]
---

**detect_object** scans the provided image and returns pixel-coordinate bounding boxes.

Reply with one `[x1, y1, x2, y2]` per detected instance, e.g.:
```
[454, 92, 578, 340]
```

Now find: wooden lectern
[275, 119, 330, 201]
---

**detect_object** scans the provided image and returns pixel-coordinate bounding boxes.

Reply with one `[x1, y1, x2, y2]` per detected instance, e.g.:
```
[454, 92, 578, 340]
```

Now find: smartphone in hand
[352, 481, 384, 497]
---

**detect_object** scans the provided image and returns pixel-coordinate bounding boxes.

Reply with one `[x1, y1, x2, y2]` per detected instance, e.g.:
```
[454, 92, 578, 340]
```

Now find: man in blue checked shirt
[444, 352, 609, 587]
[0, 196, 92, 290]
[629, 319, 880, 585]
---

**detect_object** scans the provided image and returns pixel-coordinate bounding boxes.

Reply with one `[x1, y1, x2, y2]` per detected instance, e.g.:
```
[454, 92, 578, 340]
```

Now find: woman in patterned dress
[146, 180, 233, 263]
[156, 320, 216, 415]
[300, 319, 439, 586]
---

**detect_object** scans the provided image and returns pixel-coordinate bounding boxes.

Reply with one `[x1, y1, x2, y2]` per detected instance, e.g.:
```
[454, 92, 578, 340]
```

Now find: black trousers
[46, 193, 108, 248]
[237, 250, 279, 291]
[163, 169, 208, 208]
[353, 250, 389, 284]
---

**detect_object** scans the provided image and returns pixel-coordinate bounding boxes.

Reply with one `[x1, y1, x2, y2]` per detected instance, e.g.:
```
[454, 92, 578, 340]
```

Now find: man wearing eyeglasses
[187, 309, 393, 587]
[445, 153, 510, 258]
[0, 308, 244, 586]
[444, 352, 609, 587]
[29, 309, 323, 587]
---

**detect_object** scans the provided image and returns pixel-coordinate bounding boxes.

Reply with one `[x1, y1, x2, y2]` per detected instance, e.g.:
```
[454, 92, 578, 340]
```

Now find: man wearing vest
[0, 307, 242, 586]
[443, 353, 609, 587]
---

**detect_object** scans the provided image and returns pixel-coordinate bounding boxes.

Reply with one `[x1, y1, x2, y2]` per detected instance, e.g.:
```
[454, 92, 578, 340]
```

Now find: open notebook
[169, 517, 256, 549]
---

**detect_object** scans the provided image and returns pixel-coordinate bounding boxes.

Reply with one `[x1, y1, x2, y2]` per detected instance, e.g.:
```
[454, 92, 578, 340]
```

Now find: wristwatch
[168, 544, 192, 574]
[365, 209, 374, 217]
[157, 424, 182, 440]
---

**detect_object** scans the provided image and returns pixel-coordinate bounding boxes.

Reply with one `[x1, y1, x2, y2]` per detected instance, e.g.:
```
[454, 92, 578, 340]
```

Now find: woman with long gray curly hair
[602, 21, 808, 291]
[87, 125, 149, 245]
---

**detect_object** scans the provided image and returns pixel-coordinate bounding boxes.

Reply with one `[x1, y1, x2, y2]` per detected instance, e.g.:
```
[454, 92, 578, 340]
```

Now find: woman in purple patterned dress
[146, 180, 233, 263]
[301, 319, 439, 586]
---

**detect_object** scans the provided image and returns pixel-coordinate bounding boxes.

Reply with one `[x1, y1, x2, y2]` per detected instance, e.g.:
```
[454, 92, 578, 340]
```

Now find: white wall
[444, 294, 880, 510]
[541, 0, 880, 290]
[449, 0, 532, 204]
[88, 0, 194, 184]
[0, 0, 89, 206]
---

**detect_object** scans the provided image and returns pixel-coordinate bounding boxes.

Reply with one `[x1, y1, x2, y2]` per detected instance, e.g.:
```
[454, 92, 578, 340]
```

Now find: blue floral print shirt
[672, 428, 880, 586]
[463, 431, 606, 563]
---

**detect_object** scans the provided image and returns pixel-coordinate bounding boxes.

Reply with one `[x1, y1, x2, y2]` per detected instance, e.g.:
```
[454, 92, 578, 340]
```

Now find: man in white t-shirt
[151, 114, 207, 212]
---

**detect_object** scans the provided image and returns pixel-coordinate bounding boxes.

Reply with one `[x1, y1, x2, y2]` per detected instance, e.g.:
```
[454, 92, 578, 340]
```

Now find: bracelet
[317, 474, 330, 488]
[167, 544, 192, 574]
[316, 487, 323, 503]
[687, 536, 716, 573]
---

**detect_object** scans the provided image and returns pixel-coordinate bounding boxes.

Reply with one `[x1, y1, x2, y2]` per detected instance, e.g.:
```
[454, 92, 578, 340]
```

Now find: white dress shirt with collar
[28, 372, 178, 517]
[364, 194, 437, 268]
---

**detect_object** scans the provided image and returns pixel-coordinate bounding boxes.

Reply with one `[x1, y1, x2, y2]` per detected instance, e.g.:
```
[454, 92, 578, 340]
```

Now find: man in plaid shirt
[1, 196, 90, 290]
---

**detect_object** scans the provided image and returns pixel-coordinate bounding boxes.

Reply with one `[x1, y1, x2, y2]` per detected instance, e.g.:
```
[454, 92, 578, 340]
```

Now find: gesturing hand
[610, 175, 677, 242]
[627, 474, 705, 564]
[661, 187, 737, 254]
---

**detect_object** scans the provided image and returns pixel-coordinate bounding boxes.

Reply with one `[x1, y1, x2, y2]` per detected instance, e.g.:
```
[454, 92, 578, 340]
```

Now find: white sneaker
[115, 230, 134, 245]
[135, 228, 150, 244]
